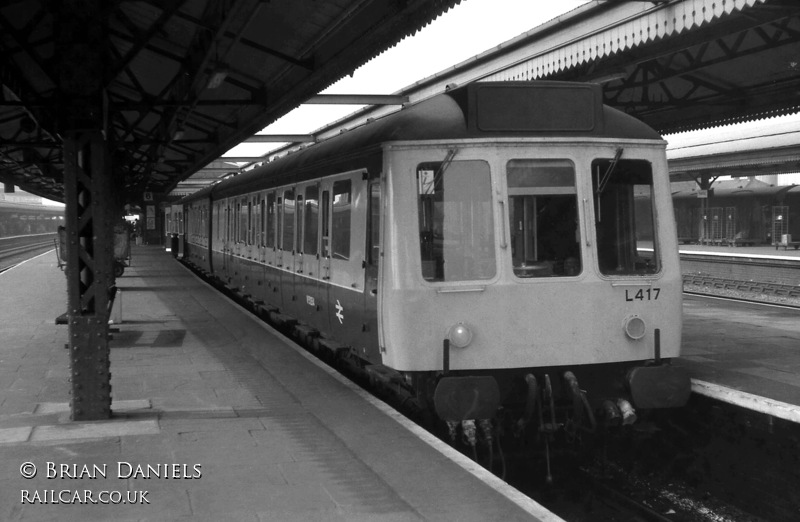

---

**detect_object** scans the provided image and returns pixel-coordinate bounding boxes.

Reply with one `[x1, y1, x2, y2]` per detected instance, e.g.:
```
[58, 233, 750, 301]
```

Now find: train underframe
[400, 359, 688, 432]
[397, 361, 689, 481]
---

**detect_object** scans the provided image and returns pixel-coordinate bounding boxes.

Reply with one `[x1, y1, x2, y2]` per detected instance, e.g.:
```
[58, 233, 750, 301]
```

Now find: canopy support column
[63, 131, 114, 421]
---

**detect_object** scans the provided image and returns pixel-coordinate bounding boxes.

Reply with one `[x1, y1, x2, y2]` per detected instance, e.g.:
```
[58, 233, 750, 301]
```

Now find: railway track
[0, 234, 57, 273]
[683, 274, 800, 299]
[683, 273, 800, 311]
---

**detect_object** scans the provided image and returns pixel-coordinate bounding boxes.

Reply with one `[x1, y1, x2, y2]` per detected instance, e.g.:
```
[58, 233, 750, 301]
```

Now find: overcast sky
[226, 0, 591, 158]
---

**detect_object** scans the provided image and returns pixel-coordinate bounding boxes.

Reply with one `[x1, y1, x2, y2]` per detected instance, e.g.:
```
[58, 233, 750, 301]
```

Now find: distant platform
[680, 243, 800, 259]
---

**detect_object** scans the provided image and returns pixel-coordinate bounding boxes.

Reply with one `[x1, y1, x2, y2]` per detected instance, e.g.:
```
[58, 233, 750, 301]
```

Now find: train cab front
[377, 82, 693, 458]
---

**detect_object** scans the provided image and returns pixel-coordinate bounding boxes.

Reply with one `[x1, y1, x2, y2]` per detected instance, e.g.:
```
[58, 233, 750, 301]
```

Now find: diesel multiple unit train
[174, 82, 690, 448]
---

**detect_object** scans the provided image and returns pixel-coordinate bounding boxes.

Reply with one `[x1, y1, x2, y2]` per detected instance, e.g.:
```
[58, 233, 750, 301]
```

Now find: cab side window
[417, 160, 495, 282]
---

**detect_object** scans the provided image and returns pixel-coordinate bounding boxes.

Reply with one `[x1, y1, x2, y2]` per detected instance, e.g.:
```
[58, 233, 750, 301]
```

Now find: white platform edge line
[684, 293, 800, 310]
[679, 249, 800, 261]
[179, 260, 564, 522]
[692, 379, 800, 424]
[0, 248, 56, 277]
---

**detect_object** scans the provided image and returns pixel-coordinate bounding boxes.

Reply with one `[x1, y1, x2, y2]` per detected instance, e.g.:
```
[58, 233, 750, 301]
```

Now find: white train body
[379, 138, 681, 372]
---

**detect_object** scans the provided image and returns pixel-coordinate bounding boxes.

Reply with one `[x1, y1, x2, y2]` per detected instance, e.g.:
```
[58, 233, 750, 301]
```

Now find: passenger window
[592, 158, 659, 275]
[282, 189, 294, 252]
[332, 180, 351, 260]
[506, 159, 581, 278]
[304, 185, 319, 255]
[417, 159, 495, 282]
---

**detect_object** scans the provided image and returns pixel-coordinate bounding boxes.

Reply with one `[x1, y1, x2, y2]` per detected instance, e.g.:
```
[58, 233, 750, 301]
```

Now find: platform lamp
[206, 65, 229, 89]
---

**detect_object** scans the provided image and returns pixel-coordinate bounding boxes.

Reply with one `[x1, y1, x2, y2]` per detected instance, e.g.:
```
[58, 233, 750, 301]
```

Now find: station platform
[677, 294, 800, 424]
[0, 246, 558, 522]
[676, 243, 800, 422]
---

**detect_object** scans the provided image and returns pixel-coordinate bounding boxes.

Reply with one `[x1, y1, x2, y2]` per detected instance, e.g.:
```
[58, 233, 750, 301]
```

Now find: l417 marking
[625, 288, 660, 301]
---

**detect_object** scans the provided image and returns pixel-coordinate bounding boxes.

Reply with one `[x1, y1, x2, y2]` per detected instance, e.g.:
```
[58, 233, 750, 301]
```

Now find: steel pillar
[56, 0, 115, 421]
[63, 132, 114, 421]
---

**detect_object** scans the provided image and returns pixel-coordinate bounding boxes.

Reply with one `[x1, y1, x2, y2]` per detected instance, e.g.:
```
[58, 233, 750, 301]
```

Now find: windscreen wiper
[597, 147, 623, 194]
[433, 148, 458, 185]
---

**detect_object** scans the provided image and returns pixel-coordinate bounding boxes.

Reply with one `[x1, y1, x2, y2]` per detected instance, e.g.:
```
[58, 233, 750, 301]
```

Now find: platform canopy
[173, 0, 800, 194]
[0, 0, 460, 202]
[667, 118, 800, 182]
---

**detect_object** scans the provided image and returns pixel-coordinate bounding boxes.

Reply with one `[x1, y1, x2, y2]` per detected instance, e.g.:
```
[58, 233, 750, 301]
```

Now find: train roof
[184, 81, 662, 202]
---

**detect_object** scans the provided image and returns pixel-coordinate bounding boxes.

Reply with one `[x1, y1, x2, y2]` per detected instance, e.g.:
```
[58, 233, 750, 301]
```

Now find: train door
[278, 187, 297, 311]
[221, 198, 233, 279]
[262, 191, 280, 306]
[231, 198, 241, 259]
[230, 197, 240, 278]
[241, 198, 249, 259]
[255, 192, 265, 264]
[299, 183, 321, 279]
[264, 191, 277, 267]
[275, 192, 284, 273]
[179, 204, 186, 258]
[243, 195, 258, 298]
[321, 171, 368, 346]
[361, 180, 381, 362]
[278, 187, 296, 273]
[164, 206, 172, 251]
[228, 197, 242, 285]
[295, 182, 324, 327]
[320, 190, 331, 282]
[210, 201, 221, 272]
[251, 192, 265, 303]
[245, 196, 255, 262]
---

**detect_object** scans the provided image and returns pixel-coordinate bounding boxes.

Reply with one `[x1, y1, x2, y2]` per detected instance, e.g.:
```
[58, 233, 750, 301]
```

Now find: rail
[0, 233, 57, 272]
[683, 274, 800, 299]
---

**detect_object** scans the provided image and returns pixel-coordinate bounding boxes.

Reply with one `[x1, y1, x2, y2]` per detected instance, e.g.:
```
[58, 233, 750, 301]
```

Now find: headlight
[447, 322, 473, 348]
[624, 315, 646, 340]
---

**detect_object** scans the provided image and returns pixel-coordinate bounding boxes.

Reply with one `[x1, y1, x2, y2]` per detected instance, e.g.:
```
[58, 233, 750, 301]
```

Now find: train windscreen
[417, 159, 495, 282]
[592, 158, 659, 275]
[505, 159, 581, 278]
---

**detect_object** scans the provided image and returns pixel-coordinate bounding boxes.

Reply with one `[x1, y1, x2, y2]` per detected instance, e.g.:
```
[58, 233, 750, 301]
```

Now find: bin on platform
[113, 225, 131, 277]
